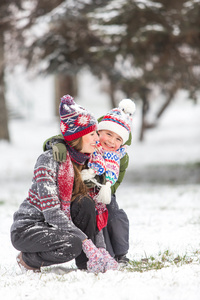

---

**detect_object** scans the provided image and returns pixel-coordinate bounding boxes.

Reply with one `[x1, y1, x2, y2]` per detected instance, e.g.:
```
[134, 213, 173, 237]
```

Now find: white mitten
[96, 181, 111, 204]
[80, 169, 95, 181]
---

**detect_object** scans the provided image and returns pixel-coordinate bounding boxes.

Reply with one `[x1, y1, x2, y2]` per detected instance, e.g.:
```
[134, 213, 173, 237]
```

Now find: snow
[1, 71, 200, 300]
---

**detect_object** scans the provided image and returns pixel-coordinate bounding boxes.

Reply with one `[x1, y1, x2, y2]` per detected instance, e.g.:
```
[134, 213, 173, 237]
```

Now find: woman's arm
[36, 151, 87, 241]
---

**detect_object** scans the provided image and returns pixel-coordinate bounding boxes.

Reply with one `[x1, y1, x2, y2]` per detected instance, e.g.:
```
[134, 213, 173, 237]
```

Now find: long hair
[67, 137, 89, 201]
[68, 137, 83, 152]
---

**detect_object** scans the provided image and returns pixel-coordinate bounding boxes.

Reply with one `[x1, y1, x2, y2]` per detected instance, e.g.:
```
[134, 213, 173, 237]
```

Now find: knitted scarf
[58, 145, 108, 231]
[88, 142, 127, 185]
[58, 152, 74, 219]
[58, 146, 89, 219]
[89, 189, 108, 232]
[65, 142, 90, 165]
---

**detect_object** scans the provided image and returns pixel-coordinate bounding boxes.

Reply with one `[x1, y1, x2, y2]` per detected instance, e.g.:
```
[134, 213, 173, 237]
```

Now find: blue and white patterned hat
[98, 98, 136, 144]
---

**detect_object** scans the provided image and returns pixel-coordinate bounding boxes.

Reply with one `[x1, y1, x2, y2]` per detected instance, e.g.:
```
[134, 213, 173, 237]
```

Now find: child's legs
[104, 194, 129, 256]
[103, 226, 115, 257]
[70, 195, 97, 269]
[11, 222, 82, 268]
[70, 196, 96, 242]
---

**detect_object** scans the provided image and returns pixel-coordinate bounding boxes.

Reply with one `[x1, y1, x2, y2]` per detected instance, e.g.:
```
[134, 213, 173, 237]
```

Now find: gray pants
[11, 196, 96, 269]
[103, 194, 129, 257]
[11, 222, 82, 268]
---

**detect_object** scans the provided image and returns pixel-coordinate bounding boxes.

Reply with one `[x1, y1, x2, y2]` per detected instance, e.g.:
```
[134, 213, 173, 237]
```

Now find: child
[82, 99, 135, 233]
[44, 98, 136, 263]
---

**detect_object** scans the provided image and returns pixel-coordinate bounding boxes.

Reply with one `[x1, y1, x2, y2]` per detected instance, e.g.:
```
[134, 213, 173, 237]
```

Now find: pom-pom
[119, 99, 136, 116]
[96, 182, 111, 205]
[61, 94, 75, 105]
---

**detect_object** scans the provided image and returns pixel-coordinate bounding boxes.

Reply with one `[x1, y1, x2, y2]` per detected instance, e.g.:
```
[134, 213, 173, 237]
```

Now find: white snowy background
[0, 70, 200, 300]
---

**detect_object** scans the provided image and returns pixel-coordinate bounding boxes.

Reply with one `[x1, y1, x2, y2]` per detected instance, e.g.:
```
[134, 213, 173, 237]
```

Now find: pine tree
[21, 1, 107, 74]
[18, 0, 108, 114]
[93, 0, 200, 140]
[11, 0, 200, 140]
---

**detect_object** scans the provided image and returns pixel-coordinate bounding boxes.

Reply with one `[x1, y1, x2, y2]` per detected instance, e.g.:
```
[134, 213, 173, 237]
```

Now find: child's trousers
[103, 194, 129, 257]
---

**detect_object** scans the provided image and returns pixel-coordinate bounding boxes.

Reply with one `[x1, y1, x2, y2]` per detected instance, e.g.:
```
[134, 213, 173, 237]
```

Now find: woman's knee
[63, 234, 83, 258]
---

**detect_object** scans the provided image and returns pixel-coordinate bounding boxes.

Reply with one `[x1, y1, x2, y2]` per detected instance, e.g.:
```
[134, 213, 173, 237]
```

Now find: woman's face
[81, 131, 99, 154]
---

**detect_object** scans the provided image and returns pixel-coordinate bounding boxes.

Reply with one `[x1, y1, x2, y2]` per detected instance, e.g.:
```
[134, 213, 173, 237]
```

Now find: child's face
[98, 130, 123, 151]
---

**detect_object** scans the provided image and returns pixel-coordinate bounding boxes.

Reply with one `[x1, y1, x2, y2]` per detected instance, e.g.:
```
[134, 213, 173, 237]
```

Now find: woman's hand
[82, 239, 118, 273]
[99, 248, 118, 271]
[82, 239, 105, 273]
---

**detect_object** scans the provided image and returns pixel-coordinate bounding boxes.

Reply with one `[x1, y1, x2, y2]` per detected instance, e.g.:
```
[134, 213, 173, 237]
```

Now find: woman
[10, 94, 118, 273]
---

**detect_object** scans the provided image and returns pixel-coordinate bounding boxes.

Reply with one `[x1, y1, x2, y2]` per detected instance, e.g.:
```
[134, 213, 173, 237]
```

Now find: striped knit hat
[98, 98, 136, 144]
[59, 94, 97, 141]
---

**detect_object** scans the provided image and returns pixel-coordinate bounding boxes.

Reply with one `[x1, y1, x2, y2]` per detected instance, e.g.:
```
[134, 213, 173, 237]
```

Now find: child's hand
[80, 169, 95, 181]
[96, 182, 111, 204]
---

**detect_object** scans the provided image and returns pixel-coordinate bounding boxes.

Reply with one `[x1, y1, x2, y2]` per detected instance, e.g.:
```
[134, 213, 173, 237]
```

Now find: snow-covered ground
[0, 72, 200, 300]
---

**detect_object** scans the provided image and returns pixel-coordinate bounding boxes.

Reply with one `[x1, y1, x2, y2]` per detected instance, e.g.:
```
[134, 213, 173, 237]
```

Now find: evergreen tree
[19, 0, 108, 114]
[21, 1, 107, 75]
[8, 0, 199, 141]
[93, 0, 200, 140]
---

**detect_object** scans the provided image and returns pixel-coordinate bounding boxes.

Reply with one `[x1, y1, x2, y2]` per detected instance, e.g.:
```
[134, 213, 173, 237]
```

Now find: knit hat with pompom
[98, 98, 136, 144]
[59, 94, 97, 141]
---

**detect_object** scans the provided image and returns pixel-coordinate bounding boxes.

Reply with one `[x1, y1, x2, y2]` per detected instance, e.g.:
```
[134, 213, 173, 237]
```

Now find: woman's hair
[68, 137, 83, 152]
[67, 137, 88, 201]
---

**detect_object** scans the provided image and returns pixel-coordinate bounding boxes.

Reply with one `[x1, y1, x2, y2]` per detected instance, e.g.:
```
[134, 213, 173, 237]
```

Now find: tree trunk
[156, 86, 178, 120]
[0, 30, 10, 141]
[54, 74, 78, 116]
[139, 90, 149, 141]
[156, 94, 173, 120]
[108, 81, 117, 108]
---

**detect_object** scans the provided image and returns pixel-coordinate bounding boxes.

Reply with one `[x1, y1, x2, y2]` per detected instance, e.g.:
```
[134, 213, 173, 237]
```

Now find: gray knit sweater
[11, 150, 87, 241]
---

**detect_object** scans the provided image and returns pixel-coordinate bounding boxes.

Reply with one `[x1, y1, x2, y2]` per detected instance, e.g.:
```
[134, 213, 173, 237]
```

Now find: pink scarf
[58, 152, 74, 219]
